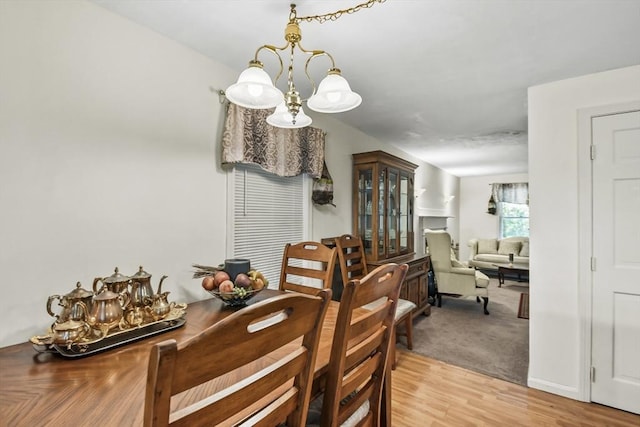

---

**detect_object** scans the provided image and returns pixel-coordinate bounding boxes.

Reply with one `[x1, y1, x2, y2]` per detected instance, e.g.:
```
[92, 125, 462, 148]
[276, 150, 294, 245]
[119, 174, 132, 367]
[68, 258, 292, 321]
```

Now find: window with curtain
[499, 202, 529, 238]
[227, 164, 310, 287]
[491, 183, 529, 238]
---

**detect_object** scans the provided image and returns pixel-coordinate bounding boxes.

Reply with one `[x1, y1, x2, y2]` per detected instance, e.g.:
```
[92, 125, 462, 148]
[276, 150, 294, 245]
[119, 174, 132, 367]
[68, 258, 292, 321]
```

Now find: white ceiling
[91, 0, 640, 177]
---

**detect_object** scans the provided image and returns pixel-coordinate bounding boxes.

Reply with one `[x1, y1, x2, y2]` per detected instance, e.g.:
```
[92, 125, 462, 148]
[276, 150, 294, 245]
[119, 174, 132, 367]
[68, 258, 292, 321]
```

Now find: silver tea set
[36, 266, 186, 349]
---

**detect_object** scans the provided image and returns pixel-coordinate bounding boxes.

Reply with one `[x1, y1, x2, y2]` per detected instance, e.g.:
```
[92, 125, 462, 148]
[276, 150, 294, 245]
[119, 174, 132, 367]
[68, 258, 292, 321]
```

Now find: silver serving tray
[32, 306, 186, 358]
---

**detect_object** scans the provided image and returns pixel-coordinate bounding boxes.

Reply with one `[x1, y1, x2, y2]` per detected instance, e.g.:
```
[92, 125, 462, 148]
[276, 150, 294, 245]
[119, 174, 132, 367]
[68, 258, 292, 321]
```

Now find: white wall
[527, 64, 640, 400]
[0, 1, 457, 348]
[0, 0, 235, 348]
[459, 173, 528, 262]
[416, 164, 461, 252]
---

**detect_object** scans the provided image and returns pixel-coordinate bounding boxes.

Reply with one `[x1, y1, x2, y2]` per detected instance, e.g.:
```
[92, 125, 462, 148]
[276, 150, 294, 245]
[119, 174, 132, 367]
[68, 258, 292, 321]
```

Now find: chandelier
[225, 1, 385, 129]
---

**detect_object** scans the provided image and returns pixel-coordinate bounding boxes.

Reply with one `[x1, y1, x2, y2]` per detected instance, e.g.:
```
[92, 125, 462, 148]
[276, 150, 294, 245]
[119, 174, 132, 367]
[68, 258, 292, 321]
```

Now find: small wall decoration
[487, 194, 497, 215]
[312, 161, 336, 207]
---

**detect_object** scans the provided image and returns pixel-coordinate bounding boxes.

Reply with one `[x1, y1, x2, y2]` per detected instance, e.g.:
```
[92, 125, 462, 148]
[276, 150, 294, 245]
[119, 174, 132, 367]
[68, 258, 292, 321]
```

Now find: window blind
[229, 164, 307, 287]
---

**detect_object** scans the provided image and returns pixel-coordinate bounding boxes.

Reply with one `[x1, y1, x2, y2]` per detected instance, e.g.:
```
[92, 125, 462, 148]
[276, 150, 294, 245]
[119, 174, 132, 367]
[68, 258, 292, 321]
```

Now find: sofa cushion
[477, 238, 498, 254]
[498, 240, 521, 255]
[520, 241, 530, 257]
[475, 254, 512, 263]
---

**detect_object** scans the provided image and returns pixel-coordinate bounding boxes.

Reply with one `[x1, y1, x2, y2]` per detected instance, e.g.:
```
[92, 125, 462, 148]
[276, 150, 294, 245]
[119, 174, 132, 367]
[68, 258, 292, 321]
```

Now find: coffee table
[493, 263, 529, 287]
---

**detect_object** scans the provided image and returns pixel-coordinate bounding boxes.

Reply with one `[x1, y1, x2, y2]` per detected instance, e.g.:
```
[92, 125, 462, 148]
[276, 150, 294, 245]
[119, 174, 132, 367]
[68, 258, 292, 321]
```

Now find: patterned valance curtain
[221, 103, 326, 178]
[491, 183, 529, 205]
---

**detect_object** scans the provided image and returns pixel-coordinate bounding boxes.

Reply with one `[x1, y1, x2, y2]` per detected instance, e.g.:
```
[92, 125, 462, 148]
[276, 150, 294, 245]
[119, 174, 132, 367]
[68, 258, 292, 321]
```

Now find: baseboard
[527, 377, 587, 402]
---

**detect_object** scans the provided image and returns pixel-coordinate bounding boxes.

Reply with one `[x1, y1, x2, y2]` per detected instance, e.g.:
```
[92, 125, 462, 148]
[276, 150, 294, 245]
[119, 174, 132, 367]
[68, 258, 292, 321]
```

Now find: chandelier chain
[295, 0, 386, 24]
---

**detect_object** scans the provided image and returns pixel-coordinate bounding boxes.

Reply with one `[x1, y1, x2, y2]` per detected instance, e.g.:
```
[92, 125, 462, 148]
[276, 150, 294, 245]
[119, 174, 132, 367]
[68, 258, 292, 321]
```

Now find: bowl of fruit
[195, 264, 268, 307]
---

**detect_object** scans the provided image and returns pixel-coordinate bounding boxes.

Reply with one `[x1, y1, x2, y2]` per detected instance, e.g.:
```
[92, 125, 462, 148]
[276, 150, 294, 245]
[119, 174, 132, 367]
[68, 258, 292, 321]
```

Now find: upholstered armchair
[426, 231, 490, 315]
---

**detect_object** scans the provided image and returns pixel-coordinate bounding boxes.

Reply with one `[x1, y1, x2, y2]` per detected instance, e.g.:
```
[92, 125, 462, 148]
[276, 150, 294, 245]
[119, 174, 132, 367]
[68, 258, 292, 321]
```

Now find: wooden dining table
[0, 289, 390, 426]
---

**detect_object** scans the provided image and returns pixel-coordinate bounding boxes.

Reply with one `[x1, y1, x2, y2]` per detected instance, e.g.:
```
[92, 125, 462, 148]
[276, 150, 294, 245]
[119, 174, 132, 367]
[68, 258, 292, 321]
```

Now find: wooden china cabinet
[352, 151, 431, 317]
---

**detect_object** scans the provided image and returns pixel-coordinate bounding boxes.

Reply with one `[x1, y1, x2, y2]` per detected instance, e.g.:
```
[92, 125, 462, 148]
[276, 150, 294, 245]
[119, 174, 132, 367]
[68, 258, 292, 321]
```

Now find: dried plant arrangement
[191, 263, 223, 279]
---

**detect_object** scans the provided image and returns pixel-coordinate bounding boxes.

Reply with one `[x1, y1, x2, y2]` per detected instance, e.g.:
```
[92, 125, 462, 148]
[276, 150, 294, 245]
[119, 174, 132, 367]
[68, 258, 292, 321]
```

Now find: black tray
[57, 317, 185, 358]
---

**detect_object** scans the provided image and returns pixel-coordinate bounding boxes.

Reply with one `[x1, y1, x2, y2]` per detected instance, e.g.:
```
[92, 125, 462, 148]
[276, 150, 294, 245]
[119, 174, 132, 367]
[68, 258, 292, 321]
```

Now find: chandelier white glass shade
[224, 3, 362, 128]
[266, 102, 312, 128]
[307, 69, 362, 113]
[225, 61, 284, 109]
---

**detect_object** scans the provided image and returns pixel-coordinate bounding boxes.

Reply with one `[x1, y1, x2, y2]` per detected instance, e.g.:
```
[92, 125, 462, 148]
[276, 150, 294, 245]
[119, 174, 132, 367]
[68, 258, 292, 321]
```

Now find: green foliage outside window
[500, 202, 529, 238]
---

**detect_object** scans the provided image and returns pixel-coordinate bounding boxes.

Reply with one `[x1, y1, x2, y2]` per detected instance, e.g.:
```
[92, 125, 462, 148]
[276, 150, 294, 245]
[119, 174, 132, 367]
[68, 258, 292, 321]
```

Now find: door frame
[577, 100, 640, 401]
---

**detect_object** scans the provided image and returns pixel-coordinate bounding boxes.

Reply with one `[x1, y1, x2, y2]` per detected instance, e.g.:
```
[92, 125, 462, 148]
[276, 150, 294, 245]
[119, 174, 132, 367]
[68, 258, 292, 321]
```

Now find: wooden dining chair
[279, 241, 338, 296]
[334, 234, 416, 369]
[143, 290, 331, 427]
[308, 263, 408, 427]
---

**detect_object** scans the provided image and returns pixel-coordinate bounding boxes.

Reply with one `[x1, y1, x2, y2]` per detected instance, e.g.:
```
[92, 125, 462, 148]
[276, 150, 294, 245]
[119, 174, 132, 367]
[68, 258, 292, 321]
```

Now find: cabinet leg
[423, 304, 431, 317]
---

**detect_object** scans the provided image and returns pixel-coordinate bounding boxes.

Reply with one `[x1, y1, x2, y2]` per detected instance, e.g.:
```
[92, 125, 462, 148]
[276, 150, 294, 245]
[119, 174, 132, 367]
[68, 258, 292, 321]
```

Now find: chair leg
[404, 315, 413, 351]
[437, 293, 442, 307]
[382, 363, 392, 427]
[391, 325, 397, 370]
[483, 297, 490, 315]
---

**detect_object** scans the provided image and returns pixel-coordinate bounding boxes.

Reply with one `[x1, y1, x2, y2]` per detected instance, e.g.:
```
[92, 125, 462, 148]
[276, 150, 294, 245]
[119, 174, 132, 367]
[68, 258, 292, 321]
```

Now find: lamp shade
[225, 66, 284, 109]
[307, 72, 362, 113]
[266, 103, 312, 129]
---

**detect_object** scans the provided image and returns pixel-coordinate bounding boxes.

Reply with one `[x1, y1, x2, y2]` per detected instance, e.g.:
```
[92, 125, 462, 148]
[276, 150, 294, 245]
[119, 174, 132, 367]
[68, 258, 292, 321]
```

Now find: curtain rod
[488, 182, 528, 186]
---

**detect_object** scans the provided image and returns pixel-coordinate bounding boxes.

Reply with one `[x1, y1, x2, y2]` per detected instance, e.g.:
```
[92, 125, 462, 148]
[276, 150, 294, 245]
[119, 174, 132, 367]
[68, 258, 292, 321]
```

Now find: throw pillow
[478, 238, 498, 254]
[520, 241, 530, 257]
[498, 240, 522, 256]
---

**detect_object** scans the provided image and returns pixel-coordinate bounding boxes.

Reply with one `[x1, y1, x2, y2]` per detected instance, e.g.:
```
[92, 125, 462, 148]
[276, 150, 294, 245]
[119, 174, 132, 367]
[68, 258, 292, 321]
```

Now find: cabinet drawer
[407, 260, 428, 278]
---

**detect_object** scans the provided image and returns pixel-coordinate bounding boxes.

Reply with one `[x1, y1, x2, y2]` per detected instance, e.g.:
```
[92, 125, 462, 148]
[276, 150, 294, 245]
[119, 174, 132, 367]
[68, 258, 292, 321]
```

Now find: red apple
[202, 276, 215, 291]
[213, 271, 231, 286]
[218, 280, 234, 293]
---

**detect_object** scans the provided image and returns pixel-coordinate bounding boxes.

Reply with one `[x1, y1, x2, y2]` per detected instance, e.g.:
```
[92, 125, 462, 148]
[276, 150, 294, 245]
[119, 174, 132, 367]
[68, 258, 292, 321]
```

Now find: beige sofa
[468, 237, 529, 270]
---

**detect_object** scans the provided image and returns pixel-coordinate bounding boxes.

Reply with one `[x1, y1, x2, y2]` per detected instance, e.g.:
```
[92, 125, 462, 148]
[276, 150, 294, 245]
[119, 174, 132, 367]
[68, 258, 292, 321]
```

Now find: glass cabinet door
[357, 167, 374, 257]
[399, 173, 410, 253]
[387, 168, 398, 257]
[377, 168, 385, 259]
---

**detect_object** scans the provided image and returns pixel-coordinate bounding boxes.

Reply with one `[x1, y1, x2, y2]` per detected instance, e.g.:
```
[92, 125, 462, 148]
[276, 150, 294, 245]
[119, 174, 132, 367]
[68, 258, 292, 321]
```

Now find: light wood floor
[391, 350, 640, 426]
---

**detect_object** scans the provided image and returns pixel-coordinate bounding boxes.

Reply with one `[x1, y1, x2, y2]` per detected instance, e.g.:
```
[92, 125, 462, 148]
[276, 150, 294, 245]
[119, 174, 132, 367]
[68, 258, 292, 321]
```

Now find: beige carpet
[409, 278, 529, 385]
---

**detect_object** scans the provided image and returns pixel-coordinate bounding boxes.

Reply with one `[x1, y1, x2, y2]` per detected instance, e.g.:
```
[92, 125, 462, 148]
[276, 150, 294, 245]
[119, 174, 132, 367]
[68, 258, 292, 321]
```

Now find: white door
[591, 110, 640, 414]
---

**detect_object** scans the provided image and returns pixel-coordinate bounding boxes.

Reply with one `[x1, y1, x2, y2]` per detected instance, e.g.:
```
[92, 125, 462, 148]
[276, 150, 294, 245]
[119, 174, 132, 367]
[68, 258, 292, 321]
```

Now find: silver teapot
[46, 282, 93, 323]
[129, 266, 161, 308]
[79, 287, 130, 336]
[93, 267, 131, 294]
